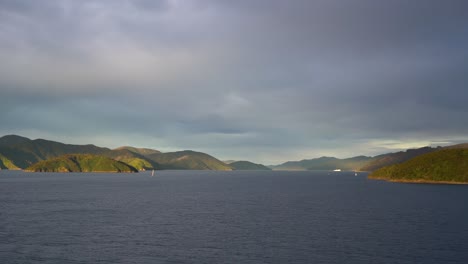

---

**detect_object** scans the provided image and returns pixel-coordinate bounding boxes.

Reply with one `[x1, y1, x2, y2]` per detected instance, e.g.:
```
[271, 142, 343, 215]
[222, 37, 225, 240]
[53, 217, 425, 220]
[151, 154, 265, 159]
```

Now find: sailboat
[151, 170, 155, 177]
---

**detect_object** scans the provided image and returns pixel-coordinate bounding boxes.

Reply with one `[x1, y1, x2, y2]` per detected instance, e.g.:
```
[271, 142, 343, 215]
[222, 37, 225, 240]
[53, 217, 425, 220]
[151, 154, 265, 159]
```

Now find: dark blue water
[1, 170, 467, 264]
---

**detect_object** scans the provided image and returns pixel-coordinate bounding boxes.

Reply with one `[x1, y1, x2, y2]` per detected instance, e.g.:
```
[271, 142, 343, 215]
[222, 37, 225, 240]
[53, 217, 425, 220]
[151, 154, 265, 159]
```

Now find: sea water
[1, 170, 467, 263]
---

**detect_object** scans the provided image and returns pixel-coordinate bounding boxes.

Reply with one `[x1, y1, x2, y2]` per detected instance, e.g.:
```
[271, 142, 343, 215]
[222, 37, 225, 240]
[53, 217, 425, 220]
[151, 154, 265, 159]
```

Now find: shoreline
[368, 177, 468, 185]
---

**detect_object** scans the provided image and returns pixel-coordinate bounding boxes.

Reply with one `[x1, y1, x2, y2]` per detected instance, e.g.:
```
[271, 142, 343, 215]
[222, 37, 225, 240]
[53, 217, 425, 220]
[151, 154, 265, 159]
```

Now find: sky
[1, 0, 468, 164]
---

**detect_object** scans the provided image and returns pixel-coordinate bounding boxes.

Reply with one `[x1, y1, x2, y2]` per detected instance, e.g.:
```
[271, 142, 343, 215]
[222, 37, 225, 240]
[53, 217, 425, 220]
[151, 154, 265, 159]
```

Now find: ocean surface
[1, 170, 468, 264]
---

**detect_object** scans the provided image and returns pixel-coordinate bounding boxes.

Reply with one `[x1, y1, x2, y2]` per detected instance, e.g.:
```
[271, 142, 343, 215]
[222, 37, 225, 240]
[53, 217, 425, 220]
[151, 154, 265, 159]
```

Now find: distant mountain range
[272, 156, 371, 171]
[271, 144, 468, 172]
[0, 135, 231, 171]
[1, 134, 467, 175]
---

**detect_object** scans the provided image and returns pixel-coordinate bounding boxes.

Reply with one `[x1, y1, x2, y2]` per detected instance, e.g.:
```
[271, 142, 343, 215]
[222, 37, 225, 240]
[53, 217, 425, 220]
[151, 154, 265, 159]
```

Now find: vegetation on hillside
[4, 134, 468, 175]
[146, 150, 232, 170]
[114, 146, 160, 155]
[273, 156, 371, 171]
[360, 147, 437, 171]
[0, 135, 110, 168]
[0, 135, 229, 171]
[25, 154, 138, 173]
[369, 149, 468, 183]
[229, 161, 271, 170]
[0, 154, 20, 170]
[103, 149, 160, 170]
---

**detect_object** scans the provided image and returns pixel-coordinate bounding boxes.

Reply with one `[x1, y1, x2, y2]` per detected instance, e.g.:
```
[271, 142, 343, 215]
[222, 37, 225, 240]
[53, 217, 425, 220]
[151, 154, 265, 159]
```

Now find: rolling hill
[273, 156, 372, 171]
[368, 149, 468, 184]
[25, 154, 138, 173]
[0, 135, 110, 168]
[360, 147, 438, 172]
[0, 135, 232, 171]
[104, 148, 160, 171]
[145, 150, 232, 170]
[3, 134, 468, 173]
[229, 161, 271, 170]
[0, 135, 31, 146]
[114, 146, 161, 155]
[272, 146, 457, 172]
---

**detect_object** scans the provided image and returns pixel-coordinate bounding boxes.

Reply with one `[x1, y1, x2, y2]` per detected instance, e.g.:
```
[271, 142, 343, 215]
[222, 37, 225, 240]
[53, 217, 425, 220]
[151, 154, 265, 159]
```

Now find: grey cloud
[1, 0, 468, 163]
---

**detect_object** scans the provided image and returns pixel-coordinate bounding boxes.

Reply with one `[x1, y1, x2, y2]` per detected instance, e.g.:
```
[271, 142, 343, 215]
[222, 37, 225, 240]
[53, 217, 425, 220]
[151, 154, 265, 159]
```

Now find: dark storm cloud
[1, 0, 468, 163]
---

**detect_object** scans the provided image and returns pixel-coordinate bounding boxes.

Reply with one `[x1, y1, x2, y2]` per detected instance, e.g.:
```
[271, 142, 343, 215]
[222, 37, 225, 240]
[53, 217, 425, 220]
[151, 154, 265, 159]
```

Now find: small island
[25, 154, 138, 173]
[368, 149, 468, 184]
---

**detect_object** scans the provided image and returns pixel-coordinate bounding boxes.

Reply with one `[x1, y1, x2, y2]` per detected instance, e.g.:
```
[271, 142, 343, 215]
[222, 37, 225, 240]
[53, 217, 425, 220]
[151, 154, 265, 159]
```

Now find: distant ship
[333, 169, 341, 172]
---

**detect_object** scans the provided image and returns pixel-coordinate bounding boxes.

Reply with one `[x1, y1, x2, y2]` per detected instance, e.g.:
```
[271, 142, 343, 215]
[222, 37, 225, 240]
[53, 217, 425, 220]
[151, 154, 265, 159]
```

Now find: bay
[1, 170, 467, 263]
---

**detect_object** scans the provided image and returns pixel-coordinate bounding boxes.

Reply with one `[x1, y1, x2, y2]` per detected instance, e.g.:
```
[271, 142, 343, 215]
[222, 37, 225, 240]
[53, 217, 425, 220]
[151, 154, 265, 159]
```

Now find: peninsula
[368, 149, 468, 184]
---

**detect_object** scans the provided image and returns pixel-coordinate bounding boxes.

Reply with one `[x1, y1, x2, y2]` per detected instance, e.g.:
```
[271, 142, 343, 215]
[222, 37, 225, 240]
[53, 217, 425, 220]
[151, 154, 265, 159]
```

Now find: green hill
[114, 146, 161, 155]
[0, 135, 233, 171]
[25, 154, 138, 173]
[0, 135, 110, 168]
[0, 135, 31, 146]
[273, 156, 371, 171]
[360, 147, 437, 171]
[146, 150, 232, 170]
[229, 161, 271, 170]
[6, 134, 468, 174]
[103, 149, 160, 171]
[368, 149, 468, 184]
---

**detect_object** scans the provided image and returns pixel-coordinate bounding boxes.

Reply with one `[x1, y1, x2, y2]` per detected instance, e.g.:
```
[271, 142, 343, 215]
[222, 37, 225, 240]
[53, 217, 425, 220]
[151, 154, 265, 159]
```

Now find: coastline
[368, 176, 468, 185]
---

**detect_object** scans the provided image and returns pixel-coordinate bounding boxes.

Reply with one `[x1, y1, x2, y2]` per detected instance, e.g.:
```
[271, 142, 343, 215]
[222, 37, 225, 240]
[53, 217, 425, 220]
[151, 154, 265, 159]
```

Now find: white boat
[333, 169, 341, 172]
[151, 170, 155, 176]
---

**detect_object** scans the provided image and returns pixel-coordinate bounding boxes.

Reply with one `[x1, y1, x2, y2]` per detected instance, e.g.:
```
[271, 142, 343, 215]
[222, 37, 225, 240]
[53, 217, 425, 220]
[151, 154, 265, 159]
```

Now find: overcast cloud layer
[1, 0, 468, 164]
